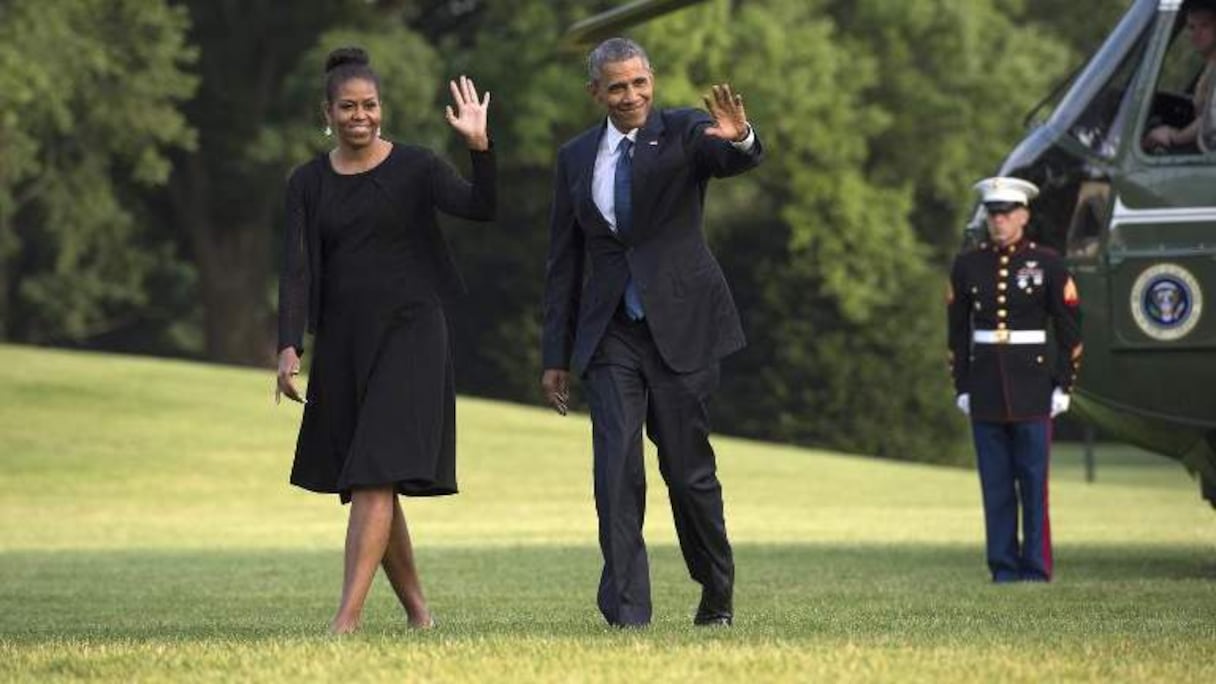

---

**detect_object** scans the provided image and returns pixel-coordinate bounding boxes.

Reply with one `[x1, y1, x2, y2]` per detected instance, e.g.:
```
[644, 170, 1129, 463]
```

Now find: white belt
[973, 329, 1046, 344]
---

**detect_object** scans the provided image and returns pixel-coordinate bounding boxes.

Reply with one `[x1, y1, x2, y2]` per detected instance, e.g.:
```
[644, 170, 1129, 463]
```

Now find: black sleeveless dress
[290, 145, 457, 502]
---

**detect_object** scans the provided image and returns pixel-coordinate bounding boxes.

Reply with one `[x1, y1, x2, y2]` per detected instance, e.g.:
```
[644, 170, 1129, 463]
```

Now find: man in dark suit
[540, 37, 763, 627]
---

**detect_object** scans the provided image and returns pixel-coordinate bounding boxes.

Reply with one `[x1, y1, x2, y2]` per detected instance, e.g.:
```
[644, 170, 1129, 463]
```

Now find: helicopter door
[1109, 4, 1216, 352]
[1106, 197, 1216, 349]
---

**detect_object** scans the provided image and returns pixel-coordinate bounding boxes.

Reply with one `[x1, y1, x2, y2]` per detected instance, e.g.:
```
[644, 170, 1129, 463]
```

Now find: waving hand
[445, 75, 491, 151]
[702, 84, 750, 142]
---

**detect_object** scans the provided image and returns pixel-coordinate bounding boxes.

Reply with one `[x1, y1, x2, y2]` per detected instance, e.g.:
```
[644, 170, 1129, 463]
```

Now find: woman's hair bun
[325, 47, 370, 73]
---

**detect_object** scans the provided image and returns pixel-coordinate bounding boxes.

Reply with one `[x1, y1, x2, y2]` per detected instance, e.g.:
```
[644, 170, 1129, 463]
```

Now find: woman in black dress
[275, 47, 494, 634]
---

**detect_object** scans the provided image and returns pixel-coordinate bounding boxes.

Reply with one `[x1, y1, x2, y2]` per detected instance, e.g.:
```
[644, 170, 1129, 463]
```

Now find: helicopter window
[1141, 7, 1216, 156]
[1065, 181, 1110, 260]
[1069, 28, 1151, 158]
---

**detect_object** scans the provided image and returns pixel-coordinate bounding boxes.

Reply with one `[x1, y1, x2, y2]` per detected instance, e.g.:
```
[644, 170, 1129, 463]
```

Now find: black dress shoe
[695, 589, 733, 627]
[693, 614, 732, 627]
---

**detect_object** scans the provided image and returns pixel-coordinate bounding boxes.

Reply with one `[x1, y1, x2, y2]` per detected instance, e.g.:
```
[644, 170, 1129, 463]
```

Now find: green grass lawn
[0, 343, 1213, 682]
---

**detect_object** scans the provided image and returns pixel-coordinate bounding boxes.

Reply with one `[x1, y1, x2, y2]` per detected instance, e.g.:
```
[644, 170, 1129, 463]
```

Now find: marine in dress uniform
[947, 177, 1083, 583]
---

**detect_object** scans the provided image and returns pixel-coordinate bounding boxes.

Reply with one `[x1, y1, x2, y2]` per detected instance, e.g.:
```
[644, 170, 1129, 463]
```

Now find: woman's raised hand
[445, 75, 490, 151]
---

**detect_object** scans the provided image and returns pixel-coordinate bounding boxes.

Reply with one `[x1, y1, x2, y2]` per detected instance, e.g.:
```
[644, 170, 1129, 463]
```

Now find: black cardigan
[277, 144, 495, 354]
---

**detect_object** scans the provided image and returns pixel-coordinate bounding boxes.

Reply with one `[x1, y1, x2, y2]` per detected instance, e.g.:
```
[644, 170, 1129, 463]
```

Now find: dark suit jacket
[278, 145, 495, 354]
[542, 108, 764, 376]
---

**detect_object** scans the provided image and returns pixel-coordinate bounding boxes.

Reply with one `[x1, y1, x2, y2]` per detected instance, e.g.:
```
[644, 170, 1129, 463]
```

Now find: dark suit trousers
[583, 312, 734, 626]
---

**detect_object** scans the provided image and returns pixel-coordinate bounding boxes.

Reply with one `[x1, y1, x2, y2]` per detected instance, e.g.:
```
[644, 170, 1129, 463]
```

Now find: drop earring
[323, 124, 332, 137]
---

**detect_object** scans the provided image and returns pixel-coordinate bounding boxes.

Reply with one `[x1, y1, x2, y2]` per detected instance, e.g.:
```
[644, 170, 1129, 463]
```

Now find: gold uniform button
[997, 322, 1007, 330]
[997, 296, 1007, 304]
[1036, 355, 1044, 363]
[1000, 256, 1010, 265]
[999, 269, 1009, 277]
[998, 309, 1007, 318]
[998, 282, 1007, 291]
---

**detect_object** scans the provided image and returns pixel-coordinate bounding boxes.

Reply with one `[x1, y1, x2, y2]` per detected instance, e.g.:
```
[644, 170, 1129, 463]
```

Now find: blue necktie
[614, 137, 645, 320]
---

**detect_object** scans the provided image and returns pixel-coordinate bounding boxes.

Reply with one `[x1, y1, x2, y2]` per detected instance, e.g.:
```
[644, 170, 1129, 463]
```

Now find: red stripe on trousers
[1042, 419, 1054, 579]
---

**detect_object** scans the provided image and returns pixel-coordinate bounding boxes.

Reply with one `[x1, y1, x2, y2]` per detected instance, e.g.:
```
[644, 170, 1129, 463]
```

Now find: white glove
[956, 393, 970, 416]
[1051, 388, 1071, 418]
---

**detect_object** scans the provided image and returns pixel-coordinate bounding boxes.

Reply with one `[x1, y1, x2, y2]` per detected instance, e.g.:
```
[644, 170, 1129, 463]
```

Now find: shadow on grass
[1, 543, 1213, 643]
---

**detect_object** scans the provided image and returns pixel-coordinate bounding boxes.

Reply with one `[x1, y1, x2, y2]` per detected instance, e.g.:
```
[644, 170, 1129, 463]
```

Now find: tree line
[0, 0, 1129, 464]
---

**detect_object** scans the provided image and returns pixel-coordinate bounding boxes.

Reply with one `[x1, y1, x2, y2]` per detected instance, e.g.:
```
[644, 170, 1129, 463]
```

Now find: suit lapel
[569, 113, 666, 242]
[628, 109, 665, 240]
[571, 123, 615, 236]
[572, 123, 602, 201]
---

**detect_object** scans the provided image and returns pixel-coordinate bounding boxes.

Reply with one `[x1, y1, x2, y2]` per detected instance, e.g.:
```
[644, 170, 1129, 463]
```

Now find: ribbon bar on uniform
[973, 329, 1047, 344]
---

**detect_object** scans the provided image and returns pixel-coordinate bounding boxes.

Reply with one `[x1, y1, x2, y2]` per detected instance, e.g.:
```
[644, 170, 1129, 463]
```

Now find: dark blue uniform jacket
[948, 238, 1083, 422]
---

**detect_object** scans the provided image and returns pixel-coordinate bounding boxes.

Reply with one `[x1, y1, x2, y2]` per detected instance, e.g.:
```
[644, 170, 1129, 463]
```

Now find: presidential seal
[1129, 263, 1203, 341]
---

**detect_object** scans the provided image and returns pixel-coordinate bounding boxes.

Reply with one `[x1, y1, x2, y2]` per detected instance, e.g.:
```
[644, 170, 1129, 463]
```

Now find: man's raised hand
[703, 84, 749, 142]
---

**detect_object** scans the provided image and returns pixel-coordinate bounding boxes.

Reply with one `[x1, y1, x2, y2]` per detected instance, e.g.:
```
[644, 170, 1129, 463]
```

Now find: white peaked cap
[972, 176, 1040, 205]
